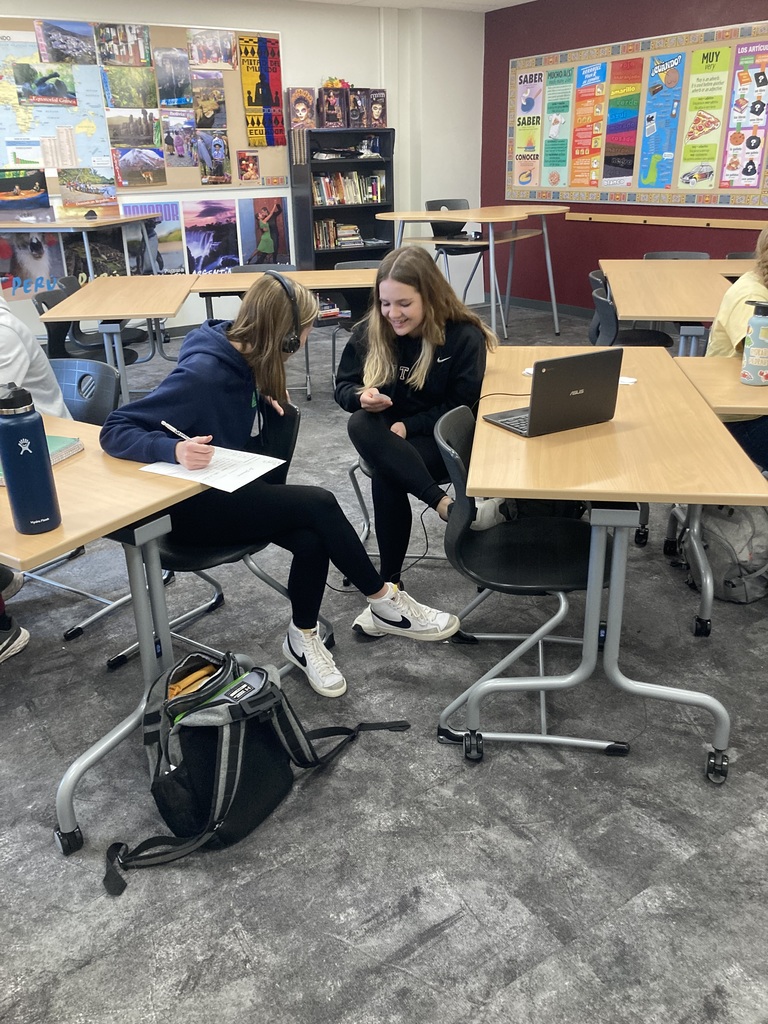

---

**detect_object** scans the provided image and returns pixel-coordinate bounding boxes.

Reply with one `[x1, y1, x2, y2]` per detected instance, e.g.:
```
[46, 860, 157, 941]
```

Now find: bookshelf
[290, 127, 395, 269]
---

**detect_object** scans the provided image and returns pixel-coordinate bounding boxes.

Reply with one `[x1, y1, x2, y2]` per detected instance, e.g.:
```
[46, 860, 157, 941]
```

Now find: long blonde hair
[756, 226, 768, 289]
[362, 246, 497, 391]
[227, 273, 318, 399]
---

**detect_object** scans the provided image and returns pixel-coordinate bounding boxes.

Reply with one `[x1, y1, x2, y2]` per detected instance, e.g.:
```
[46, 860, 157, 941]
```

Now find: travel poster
[182, 198, 238, 274]
[679, 46, 731, 190]
[239, 35, 286, 147]
[541, 67, 574, 189]
[638, 52, 686, 190]
[121, 199, 184, 275]
[719, 41, 768, 189]
[570, 62, 606, 188]
[513, 70, 543, 187]
[95, 24, 152, 67]
[34, 20, 96, 64]
[238, 197, 289, 265]
[601, 58, 643, 187]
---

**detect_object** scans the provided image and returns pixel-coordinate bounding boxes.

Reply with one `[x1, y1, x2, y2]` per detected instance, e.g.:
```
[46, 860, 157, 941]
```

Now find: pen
[161, 420, 192, 442]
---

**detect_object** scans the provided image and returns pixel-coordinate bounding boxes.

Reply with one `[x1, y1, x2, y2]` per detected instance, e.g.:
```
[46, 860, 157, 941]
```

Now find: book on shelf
[317, 296, 341, 319]
[348, 88, 370, 128]
[287, 87, 317, 131]
[317, 88, 349, 128]
[336, 223, 365, 247]
[0, 435, 84, 486]
[369, 90, 387, 128]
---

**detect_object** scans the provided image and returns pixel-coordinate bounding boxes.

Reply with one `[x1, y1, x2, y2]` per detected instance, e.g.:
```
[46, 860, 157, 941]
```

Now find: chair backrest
[334, 260, 381, 323]
[643, 251, 710, 260]
[425, 199, 470, 239]
[588, 269, 605, 292]
[56, 275, 82, 299]
[587, 270, 605, 345]
[257, 402, 301, 484]
[591, 288, 619, 346]
[433, 406, 477, 567]
[32, 291, 73, 360]
[334, 260, 382, 270]
[48, 358, 120, 425]
[726, 251, 755, 260]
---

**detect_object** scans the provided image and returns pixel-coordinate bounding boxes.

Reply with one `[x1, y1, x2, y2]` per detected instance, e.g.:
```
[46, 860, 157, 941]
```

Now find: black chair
[330, 259, 379, 388]
[643, 252, 710, 355]
[105, 404, 335, 673]
[434, 406, 618, 762]
[32, 289, 139, 366]
[425, 199, 508, 340]
[726, 251, 755, 260]
[56, 276, 149, 354]
[591, 288, 674, 349]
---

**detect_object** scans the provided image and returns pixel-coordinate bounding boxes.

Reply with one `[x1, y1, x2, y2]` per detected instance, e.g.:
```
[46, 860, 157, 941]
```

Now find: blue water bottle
[0, 382, 61, 534]
[740, 300, 768, 386]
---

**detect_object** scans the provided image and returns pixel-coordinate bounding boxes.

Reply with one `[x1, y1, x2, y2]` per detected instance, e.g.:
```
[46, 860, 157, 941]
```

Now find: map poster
[601, 57, 643, 187]
[679, 47, 731, 190]
[541, 67, 574, 189]
[719, 41, 768, 189]
[638, 51, 686, 190]
[239, 35, 286, 147]
[570, 62, 606, 188]
[513, 70, 543, 186]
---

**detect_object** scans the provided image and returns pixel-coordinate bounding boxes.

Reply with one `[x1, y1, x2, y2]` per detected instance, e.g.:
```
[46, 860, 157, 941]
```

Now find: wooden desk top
[192, 268, 377, 295]
[0, 418, 204, 571]
[676, 356, 768, 416]
[377, 204, 569, 225]
[0, 212, 161, 233]
[38, 274, 198, 322]
[470, 346, 768, 506]
[599, 259, 754, 322]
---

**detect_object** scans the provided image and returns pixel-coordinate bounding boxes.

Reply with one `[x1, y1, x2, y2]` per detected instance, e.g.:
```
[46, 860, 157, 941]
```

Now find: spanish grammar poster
[601, 58, 643, 187]
[513, 69, 543, 186]
[541, 67, 573, 189]
[570, 62, 606, 188]
[679, 47, 731, 190]
[638, 52, 686, 190]
[719, 41, 768, 189]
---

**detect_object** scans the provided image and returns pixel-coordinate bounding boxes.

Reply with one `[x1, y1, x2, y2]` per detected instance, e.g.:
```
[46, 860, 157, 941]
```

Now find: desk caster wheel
[54, 826, 83, 856]
[63, 625, 83, 641]
[463, 731, 483, 762]
[693, 616, 711, 637]
[663, 539, 678, 557]
[706, 750, 728, 784]
[634, 526, 649, 546]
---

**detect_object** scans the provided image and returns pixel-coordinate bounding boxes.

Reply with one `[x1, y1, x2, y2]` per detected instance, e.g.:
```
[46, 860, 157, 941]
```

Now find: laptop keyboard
[499, 411, 530, 432]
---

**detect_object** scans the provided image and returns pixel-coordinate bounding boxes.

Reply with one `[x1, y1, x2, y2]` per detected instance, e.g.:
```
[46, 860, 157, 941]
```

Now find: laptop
[483, 347, 624, 438]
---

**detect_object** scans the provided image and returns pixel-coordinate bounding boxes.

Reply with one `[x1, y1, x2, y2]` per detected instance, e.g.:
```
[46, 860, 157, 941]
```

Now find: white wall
[5, 2, 486, 335]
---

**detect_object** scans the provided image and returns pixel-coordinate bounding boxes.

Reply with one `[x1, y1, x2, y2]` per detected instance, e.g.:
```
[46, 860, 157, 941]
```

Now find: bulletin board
[505, 20, 768, 208]
[0, 17, 294, 293]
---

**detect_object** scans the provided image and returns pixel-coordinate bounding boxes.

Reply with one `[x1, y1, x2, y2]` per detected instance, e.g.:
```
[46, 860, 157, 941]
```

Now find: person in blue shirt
[100, 273, 459, 699]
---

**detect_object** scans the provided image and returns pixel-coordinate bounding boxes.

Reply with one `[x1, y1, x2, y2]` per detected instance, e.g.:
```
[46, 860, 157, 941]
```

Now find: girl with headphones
[334, 247, 501, 637]
[100, 272, 459, 698]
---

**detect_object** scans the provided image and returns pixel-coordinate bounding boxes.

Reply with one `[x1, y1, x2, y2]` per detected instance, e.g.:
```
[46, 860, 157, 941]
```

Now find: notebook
[0, 435, 84, 486]
[483, 348, 624, 438]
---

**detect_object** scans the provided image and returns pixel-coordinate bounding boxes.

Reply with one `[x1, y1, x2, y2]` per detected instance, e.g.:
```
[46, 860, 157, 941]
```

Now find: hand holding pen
[162, 421, 214, 470]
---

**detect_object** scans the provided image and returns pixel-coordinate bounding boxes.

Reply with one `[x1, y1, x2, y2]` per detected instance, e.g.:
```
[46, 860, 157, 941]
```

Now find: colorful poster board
[506, 20, 768, 207]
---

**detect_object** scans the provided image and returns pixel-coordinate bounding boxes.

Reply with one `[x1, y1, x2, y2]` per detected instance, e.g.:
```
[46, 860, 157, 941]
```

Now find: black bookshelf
[290, 127, 395, 270]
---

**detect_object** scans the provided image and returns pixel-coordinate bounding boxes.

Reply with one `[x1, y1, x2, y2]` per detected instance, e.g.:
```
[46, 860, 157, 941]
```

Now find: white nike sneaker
[282, 622, 347, 697]
[367, 584, 459, 642]
[471, 497, 506, 531]
[352, 603, 387, 637]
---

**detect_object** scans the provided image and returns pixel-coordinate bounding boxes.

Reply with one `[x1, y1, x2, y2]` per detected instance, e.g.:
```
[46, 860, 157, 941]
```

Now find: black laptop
[483, 348, 624, 438]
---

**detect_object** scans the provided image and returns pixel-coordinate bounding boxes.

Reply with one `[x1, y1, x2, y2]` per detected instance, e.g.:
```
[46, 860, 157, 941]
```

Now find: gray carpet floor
[2, 304, 768, 1024]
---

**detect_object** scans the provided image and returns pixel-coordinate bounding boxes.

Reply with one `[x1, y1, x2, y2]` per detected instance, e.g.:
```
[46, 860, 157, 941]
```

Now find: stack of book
[336, 224, 364, 248]
[317, 297, 341, 320]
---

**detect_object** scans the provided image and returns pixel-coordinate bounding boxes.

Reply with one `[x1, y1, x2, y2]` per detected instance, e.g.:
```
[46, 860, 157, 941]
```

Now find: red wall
[482, 1, 768, 311]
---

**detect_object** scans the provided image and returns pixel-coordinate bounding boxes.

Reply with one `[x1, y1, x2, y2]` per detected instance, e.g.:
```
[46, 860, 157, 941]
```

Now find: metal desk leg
[100, 321, 130, 405]
[138, 220, 160, 275]
[54, 515, 175, 854]
[599, 512, 730, 783]
[504, 226, 517, 325]
[204, 296, 214, 319]
[487, 224, 497, 338]
[81, 229, 95, 280]
[540, 216, 560, 336]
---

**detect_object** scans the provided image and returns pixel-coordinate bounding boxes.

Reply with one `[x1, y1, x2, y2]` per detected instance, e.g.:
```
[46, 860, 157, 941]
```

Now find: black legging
[347, 409, 447, 583]
[170, 480, 383, 629]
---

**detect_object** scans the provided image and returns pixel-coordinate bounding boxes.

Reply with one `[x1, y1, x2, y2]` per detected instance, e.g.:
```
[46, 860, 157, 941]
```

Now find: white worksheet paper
[141, 447, 285, 492]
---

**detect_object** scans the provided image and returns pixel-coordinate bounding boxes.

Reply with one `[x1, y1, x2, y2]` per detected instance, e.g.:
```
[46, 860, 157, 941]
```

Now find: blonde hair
[362, 246, 497, 391]
[755, 226, 768, 289]
[227, 273, 318, 400]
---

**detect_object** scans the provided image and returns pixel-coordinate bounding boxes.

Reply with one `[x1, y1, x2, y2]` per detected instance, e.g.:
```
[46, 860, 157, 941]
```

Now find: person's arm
[400, 324, 486, 437]
[333, 329, 368, 412]
[0, 322, 32, 388]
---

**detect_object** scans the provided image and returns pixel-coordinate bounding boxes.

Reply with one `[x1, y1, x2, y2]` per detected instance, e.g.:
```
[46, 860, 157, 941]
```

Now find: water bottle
[740, 300, 768, 386]
[0, 382, 61, 534]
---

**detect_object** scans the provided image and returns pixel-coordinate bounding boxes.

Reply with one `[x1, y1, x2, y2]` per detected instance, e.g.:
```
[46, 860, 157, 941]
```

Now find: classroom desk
[0, 211, 162, 284]
[599, 258, 754, 329]
[671, 356, 768, 635]
[441, 345, 768, 780]
[0, 416, 205, 852]
[39, 274, 198, 405]
[376, 205, 569, 338]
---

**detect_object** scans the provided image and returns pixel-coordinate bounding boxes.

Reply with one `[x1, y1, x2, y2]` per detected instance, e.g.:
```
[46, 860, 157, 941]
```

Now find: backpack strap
[270, 690, 410, 769]
[104, 718, 247, 896]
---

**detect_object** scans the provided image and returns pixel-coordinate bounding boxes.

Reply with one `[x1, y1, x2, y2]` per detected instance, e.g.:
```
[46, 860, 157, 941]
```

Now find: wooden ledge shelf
[402, 228, 542, 247]
[566, 212, 766, 231]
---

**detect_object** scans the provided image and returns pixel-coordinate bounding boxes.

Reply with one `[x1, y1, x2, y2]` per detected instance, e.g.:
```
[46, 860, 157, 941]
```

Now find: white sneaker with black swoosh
[282, 622, 347, 697]
[366, 583, 459, 641]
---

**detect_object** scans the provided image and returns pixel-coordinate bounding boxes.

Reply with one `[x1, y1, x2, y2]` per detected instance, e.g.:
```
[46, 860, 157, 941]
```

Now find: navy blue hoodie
[100, 320, 265, 464]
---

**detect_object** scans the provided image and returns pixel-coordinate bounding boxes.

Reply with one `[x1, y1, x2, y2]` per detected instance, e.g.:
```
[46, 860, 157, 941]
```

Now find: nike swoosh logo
[287, 638, 307, 667]
[371, 612, 412, 629]
[436, 356, 451, 363]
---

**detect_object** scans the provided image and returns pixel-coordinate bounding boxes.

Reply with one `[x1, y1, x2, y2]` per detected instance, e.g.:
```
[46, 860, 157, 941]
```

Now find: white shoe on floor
[0, 619, 30, 665]
[352, 603, 387, 638]
[367, 583, 459, 642]
[1, 571, 24, 602]
[471, 497, 506, 531]
[282, 622, 347, 698]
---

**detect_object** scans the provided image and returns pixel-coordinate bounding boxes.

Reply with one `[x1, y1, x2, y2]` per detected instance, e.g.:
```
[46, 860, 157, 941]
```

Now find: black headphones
[264, 269, 301, 354]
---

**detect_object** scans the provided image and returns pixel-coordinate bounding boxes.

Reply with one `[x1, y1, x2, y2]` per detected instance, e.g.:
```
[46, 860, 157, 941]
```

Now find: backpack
[682, 504, 768, 604]
[104, 651, 409, 895]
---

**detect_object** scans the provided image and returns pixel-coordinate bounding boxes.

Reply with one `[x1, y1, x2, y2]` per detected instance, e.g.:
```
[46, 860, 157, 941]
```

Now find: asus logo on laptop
[570, 388, 585, 396]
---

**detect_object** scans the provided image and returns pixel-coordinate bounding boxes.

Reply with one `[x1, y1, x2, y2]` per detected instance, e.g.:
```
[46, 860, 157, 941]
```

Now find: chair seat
[157, 537, 267, 572]
[435, 243, 489, 258]
[455, 517, 609, 594]
[615, 328, 674, 348]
